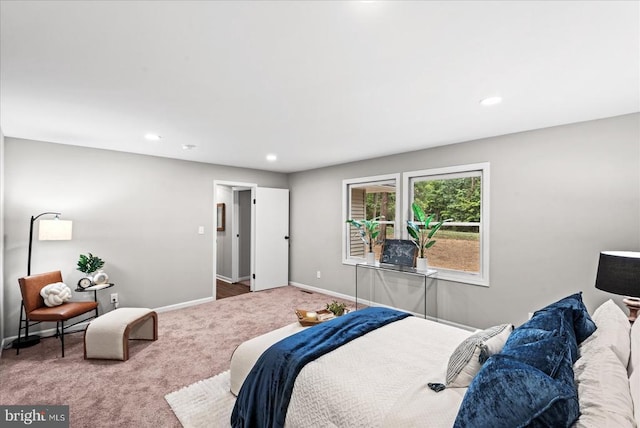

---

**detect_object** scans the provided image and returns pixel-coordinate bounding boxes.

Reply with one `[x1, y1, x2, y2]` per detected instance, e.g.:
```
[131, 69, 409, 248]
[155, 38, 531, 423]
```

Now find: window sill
[436, 268, 489, 287]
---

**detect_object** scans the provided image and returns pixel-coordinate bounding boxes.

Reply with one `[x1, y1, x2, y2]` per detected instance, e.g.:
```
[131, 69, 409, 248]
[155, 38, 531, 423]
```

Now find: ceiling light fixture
[480, 96, 502, 106]
[266, 154, 277, 162]
[182, 144, 197, 150]
[144, 133, 162, 141]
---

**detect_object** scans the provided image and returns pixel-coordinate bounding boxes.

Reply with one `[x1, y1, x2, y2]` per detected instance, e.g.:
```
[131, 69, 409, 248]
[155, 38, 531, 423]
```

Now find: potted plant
[326, 300, 348, 316]
[77, 253, 105, 286]
[406, 203, 450, 271]
[346, 217, 380, 264]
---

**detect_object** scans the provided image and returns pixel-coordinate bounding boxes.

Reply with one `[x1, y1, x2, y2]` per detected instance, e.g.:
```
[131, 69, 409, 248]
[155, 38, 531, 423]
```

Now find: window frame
[342, 173, 401, 265]
[402, 163, 490, 286]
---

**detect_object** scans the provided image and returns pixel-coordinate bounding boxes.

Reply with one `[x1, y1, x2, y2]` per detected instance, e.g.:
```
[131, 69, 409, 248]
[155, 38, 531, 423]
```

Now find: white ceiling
[1, 1, 638, 173]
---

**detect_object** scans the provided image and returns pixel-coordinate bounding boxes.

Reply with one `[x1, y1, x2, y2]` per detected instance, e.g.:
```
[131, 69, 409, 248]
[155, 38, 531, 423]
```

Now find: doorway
[213, 181, 290, 300]
[232, 188, 252, 284]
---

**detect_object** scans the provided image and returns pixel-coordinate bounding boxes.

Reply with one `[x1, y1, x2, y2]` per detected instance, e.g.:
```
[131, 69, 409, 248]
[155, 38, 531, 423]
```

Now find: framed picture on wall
[217, 203, 225, 231]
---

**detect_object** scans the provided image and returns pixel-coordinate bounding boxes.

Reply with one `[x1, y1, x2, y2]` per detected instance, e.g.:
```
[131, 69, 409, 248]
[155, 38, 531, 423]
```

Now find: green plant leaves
[407, 203, 451, 257]
[77, 252, 105, 274]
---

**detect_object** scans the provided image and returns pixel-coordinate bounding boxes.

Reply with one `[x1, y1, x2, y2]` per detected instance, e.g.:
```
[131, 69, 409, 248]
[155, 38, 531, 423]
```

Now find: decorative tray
[295, 309, 335, 326]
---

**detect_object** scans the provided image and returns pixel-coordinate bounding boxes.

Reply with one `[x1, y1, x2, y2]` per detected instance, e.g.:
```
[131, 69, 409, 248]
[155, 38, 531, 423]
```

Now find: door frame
[213, 180, 257, 298]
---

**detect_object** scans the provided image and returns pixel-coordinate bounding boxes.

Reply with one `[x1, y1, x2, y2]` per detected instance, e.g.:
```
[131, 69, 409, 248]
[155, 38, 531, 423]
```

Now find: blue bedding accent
[230, 307, 411, 428]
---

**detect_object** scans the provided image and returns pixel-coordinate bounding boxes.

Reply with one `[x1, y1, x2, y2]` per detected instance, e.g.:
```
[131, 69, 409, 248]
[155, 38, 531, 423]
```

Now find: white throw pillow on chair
[40, 282, 72, 307]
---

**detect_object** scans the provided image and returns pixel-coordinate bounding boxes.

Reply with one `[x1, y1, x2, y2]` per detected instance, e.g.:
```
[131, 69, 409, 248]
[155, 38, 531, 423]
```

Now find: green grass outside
[437, 229, 479, 241]
[382, 227, 478, 241]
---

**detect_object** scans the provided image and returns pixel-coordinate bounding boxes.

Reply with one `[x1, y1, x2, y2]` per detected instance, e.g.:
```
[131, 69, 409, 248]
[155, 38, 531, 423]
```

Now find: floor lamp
[12, 212, 73, 349]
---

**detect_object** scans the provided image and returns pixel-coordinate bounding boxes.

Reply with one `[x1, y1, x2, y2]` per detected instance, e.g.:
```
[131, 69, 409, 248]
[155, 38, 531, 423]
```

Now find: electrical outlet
[110, 293, 118, 304]
[316, 271, 321, 279]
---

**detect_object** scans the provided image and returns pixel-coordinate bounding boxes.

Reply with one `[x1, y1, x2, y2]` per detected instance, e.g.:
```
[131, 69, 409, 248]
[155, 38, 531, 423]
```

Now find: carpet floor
[0, 286, 351, 427]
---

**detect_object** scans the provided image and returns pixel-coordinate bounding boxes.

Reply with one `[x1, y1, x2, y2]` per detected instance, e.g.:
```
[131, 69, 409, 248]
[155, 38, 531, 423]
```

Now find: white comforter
[230, 316, 473, 427]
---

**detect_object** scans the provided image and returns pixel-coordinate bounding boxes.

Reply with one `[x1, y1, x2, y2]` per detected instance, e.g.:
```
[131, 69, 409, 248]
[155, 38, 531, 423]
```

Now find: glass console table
[355, 263, 438, 319]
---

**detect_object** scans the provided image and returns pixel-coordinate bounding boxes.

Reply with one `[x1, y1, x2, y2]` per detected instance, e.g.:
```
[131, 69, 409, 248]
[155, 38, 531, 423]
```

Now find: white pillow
[445, 324, 513, 388]
[580, 299, 631, 367]
[573, 346, 635, 428]
[39, 282, 72, 307]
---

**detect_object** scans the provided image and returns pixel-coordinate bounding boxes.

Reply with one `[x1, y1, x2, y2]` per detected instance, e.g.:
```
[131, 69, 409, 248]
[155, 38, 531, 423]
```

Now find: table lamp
[595, 251, 640, 322]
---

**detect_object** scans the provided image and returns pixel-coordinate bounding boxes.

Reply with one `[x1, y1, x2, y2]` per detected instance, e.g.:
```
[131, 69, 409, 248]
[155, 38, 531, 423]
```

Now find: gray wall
[0, 127, 5, 346]
[3, 138, 287, 338]
[289, 114, 640, 328]
[3, 114, 638, 338]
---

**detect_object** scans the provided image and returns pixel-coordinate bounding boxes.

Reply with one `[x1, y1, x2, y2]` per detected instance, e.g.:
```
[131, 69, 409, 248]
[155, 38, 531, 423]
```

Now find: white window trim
[342, 173, 401, 265]
[402, 162, 490, 287]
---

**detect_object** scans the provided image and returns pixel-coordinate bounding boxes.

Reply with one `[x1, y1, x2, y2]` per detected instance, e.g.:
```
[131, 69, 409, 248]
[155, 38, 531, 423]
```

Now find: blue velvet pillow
[514, 307, 579, 363]
[453, 341, 579, 428]
[533, 292, 596, 344]
[500, 329, 566, 377]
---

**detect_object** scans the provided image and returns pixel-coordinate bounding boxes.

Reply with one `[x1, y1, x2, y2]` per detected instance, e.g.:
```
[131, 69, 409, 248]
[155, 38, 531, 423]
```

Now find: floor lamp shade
[38, 219, 73, 240]
[595, 251, 640, 298]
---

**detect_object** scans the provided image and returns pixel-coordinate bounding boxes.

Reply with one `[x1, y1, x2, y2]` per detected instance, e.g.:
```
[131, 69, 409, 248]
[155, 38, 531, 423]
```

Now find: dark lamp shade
[595, 251, 640, 298]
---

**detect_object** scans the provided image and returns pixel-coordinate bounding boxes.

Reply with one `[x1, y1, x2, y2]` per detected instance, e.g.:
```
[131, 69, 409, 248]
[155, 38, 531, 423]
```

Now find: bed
[229, 294, 640, 427]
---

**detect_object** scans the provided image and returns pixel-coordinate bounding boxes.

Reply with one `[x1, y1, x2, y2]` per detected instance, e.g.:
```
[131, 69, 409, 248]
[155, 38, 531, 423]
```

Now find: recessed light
[480, 96, 502, 106]
[144, 133, 162, 141]
[182, 144, 197, 150]
[266, 154, 277, 162]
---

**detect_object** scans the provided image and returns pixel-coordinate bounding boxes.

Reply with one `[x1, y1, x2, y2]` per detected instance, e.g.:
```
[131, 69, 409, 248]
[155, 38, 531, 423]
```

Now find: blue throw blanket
[230, 307, 411, 428]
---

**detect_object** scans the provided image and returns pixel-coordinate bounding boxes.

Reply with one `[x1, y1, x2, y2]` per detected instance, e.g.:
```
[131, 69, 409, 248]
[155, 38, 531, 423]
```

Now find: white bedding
[230, 316, 472, 427]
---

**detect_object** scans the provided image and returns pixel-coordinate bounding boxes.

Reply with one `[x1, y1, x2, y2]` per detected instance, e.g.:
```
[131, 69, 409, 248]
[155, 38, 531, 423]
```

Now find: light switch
[198, 226, 205, 234]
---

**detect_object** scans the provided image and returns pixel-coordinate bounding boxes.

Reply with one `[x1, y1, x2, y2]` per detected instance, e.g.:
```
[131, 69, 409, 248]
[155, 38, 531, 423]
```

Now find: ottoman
[84, 307, 157, 361]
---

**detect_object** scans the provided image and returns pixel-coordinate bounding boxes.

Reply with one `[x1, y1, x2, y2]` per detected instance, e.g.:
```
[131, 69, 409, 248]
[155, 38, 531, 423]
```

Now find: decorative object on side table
[595, 250, 640, 322]
[406, 202, 451, 272]
[76, 252, 106, 288]
[346, 217, 381, 265]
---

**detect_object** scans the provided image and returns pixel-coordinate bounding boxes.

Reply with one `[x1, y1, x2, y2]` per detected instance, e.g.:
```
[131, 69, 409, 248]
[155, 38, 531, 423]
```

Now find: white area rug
[165, 370, 236, 428]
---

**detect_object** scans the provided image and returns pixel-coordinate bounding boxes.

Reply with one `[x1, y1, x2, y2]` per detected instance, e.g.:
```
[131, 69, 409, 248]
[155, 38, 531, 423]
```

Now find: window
[404, 163, 489, 286]
[343, 174, 400, 264]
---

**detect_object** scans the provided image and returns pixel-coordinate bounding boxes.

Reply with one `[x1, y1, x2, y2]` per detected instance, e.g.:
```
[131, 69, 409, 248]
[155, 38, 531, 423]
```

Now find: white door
[253, 187, 289, 291]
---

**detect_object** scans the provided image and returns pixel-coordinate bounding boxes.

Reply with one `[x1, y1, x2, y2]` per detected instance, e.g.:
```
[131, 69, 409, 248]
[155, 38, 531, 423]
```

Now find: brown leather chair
[17, 271, 98, 357]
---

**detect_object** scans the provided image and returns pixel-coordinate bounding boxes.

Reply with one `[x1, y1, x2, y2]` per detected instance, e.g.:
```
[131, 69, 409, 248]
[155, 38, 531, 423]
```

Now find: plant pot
[416, 257, 428, 272]
[366, 252, 376, 265]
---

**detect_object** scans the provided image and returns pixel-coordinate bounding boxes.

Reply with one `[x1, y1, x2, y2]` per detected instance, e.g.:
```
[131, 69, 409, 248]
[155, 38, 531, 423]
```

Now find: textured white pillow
[580, 299, 631, 366]
[445, 324, 513, 388]
[573, 346, 635, 428]
[39, 282, 72, 307]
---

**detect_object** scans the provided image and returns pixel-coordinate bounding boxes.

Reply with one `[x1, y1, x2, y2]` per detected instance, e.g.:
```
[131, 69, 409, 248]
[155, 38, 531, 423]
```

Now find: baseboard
[1, 296, 216, 350]
[2, 322, 92, 350]
[153, 296, 215, 313]
[289, 281, 355, 302]
[288, 281, 476, 331]
[216, 275, 232, 283]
